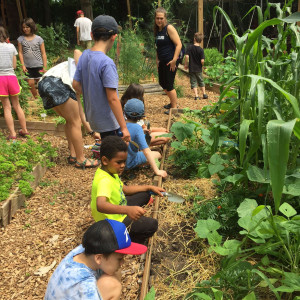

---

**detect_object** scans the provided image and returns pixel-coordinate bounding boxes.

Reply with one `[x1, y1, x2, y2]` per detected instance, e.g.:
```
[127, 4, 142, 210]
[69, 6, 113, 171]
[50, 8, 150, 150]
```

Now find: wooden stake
[198, 0, 204, 48]
[126, 0, 132, 29]
[298, 0, 300, 27]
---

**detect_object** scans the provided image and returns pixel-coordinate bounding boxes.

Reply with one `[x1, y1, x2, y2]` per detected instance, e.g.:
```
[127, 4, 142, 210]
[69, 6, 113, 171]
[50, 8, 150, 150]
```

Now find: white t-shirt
[0, 43, 18, 76]
[40, 58, 76, 89]
[74, 17, 92, 41]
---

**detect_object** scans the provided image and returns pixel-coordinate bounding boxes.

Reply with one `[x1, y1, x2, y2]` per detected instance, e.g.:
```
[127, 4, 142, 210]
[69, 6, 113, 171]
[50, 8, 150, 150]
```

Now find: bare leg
[97, 274, 122, 300]
[201, 86, 207, 96]
[74, 49, 82, 65]
[0, 97, 16, 137]
[193, 87, 199, 98]
[28, 79, 38, 98]
[165, 89, 177, 108]
[53, 98, 97, 165]
[150, 131, 170, 147]
[10, 95, 28, 133]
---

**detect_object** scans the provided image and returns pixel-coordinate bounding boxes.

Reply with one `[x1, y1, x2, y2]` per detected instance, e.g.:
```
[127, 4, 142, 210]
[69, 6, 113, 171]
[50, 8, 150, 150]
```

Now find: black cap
[92, 15, 119, 34]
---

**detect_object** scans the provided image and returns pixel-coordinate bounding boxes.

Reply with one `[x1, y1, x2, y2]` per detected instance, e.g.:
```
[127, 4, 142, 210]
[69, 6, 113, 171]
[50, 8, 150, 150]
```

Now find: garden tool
[149, 191, 185, 203]
[144, 120, 152, 146]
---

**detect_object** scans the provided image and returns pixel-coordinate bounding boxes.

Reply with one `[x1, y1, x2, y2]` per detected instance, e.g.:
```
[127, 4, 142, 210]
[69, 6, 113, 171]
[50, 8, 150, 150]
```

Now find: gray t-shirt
[73, 50, 119, 133]
[0, 43, 17, 76]
[17, 35, 44, 68]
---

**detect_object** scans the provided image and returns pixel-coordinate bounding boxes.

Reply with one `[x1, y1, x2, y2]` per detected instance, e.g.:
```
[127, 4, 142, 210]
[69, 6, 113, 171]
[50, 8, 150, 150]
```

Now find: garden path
[0, 71, 219, 300]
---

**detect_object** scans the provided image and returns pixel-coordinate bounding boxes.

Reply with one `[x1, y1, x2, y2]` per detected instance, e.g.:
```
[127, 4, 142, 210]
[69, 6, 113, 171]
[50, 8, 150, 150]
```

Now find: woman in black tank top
[154, 7, 182, 113]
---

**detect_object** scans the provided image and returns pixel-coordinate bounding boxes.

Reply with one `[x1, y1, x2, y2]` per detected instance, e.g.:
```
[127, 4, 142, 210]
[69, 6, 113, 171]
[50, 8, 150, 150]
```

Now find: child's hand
[126, 206, 146, 221]
[93, 132, 101, 140]
[40, 69, 46, 74]
[156, 170, 168, 178]
[22, 65, 28, 73]
[149, 186, 165, 196]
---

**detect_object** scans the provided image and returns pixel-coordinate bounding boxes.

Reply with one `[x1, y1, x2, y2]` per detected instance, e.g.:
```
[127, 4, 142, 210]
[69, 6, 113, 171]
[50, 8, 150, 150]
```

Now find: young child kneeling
[123, 98, 168, 178]
[91, 136, 165, 244]
[45, 219, 147, 300]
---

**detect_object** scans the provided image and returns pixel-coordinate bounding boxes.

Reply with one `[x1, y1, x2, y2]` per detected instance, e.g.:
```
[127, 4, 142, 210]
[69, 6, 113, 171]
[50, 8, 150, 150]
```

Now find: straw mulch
[0, 70, 220, 300]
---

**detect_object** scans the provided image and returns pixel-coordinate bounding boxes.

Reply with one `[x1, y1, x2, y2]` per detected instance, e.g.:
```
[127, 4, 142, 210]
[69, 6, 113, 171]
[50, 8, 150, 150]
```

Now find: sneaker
[164, 110, 170, 115]
[163, 103, 171, 109]
[194, 96, 200, 100]
[203, 94, 208, 99]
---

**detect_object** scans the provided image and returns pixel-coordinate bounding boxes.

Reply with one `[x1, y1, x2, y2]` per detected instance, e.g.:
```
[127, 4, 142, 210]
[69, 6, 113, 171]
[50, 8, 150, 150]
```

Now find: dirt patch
[0, 71, 220, 299]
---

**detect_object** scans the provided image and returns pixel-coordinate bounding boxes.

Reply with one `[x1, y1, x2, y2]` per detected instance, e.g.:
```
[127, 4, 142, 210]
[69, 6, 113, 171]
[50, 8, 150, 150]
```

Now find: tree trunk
[80, 0, 93, 20]
[43, 0, 51, 26]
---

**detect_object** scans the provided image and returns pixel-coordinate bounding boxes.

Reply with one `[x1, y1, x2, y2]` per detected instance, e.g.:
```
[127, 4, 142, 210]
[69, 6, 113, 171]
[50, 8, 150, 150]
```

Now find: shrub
[37, 23, 69, 59]
[204, 47, 224, 66]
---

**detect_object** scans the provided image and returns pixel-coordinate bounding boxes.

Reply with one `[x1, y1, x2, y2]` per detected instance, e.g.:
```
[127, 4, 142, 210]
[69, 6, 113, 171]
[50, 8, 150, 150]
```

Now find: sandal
[67, 155, 77, 165]
[19, 129, 30, 138]
[75, 158, 100, 170]
[7, 136, 17, 141]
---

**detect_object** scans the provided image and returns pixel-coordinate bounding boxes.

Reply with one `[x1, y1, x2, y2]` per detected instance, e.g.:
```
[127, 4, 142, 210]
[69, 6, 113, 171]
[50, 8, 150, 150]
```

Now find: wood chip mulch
[0, 71, 220, 300]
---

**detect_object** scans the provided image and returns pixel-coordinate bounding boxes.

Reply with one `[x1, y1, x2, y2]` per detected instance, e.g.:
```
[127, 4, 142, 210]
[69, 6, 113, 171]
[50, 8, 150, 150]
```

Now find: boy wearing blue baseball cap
[44, 219, 147, 300]
[73, 15, 130, 145]
[124, 98, 168, 178]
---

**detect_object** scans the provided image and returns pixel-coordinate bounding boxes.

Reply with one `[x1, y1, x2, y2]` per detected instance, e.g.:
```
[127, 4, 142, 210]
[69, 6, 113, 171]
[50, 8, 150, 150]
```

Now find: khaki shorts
[80, 40, 92, 49]
[190, 72, 205, 88]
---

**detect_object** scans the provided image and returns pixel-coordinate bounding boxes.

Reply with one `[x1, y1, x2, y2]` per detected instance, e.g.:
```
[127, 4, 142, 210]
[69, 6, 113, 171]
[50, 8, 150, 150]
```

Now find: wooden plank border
[139, 108, 180, 299]
[0, 162, 47, 227]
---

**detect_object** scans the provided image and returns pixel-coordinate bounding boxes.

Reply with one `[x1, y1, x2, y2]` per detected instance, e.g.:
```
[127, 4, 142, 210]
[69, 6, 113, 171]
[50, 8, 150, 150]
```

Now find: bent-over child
[184, 32, 208, 100]
[121, 83, 170, 147]
[44, 219, 147, 300]
[0, 26, 28, 140]
[123, 99, 167, 178]
[91, 136, 165, 243]
[18, 18, 47, 99]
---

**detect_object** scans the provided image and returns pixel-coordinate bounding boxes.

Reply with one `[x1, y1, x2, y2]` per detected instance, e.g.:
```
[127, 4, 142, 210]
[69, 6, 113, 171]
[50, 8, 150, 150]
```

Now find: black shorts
[38, 76, 77, 110]
[25, 67, 43, 79]
[158, 60, 179, 92]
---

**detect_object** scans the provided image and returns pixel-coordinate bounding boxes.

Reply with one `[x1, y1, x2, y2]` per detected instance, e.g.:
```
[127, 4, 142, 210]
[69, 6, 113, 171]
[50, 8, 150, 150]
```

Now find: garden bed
[0, 161, 47, 227]
[0, 73, 220, 300]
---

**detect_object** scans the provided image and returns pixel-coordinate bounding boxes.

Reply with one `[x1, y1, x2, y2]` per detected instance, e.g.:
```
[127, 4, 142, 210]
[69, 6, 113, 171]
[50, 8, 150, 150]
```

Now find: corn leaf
[239, 120, 254, 166]
[267, 119, 297, 213]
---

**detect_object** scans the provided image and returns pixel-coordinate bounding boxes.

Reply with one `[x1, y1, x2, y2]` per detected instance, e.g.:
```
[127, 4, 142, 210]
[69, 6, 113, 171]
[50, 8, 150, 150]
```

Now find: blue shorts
[125, 151, 147, 169]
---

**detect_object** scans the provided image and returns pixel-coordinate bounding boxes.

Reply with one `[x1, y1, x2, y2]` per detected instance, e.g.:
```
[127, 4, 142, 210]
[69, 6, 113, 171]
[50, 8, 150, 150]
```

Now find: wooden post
[126, 0, 132, 29]
[1, 0, 6, 27]
[198, 0, 204, 48]
[16, 0, 23, 22]
[298, 0, 300, 27]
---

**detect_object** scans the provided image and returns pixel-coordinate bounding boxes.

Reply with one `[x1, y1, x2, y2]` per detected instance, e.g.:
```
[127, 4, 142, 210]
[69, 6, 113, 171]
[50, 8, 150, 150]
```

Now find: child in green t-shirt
[91, 136, 165, 243]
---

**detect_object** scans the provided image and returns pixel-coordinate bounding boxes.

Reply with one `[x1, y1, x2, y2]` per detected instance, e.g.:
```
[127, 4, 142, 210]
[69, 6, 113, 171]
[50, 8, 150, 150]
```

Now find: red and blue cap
[106, 219, 147, 255]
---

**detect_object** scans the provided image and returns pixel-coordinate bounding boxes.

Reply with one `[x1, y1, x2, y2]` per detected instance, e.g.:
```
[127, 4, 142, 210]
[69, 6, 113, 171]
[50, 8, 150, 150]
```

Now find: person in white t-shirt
[74, 10, 92, 49]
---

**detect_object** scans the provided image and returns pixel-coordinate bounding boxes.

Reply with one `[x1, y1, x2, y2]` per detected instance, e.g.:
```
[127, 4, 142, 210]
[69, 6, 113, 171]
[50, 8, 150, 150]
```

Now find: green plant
[54, 116, 66, 126]
[0, 133, 57, 201]
[192, 199, 300, 299]
[211, 3, 300, 212]
[118, 24, 154, 84]
[204, 48, 224, 66]
[37, 23, 69, 59]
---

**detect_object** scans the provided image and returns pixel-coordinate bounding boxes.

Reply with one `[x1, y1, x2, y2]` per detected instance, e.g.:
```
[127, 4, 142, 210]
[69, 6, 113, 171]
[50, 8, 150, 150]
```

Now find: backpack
[178, 42, 185, 64]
